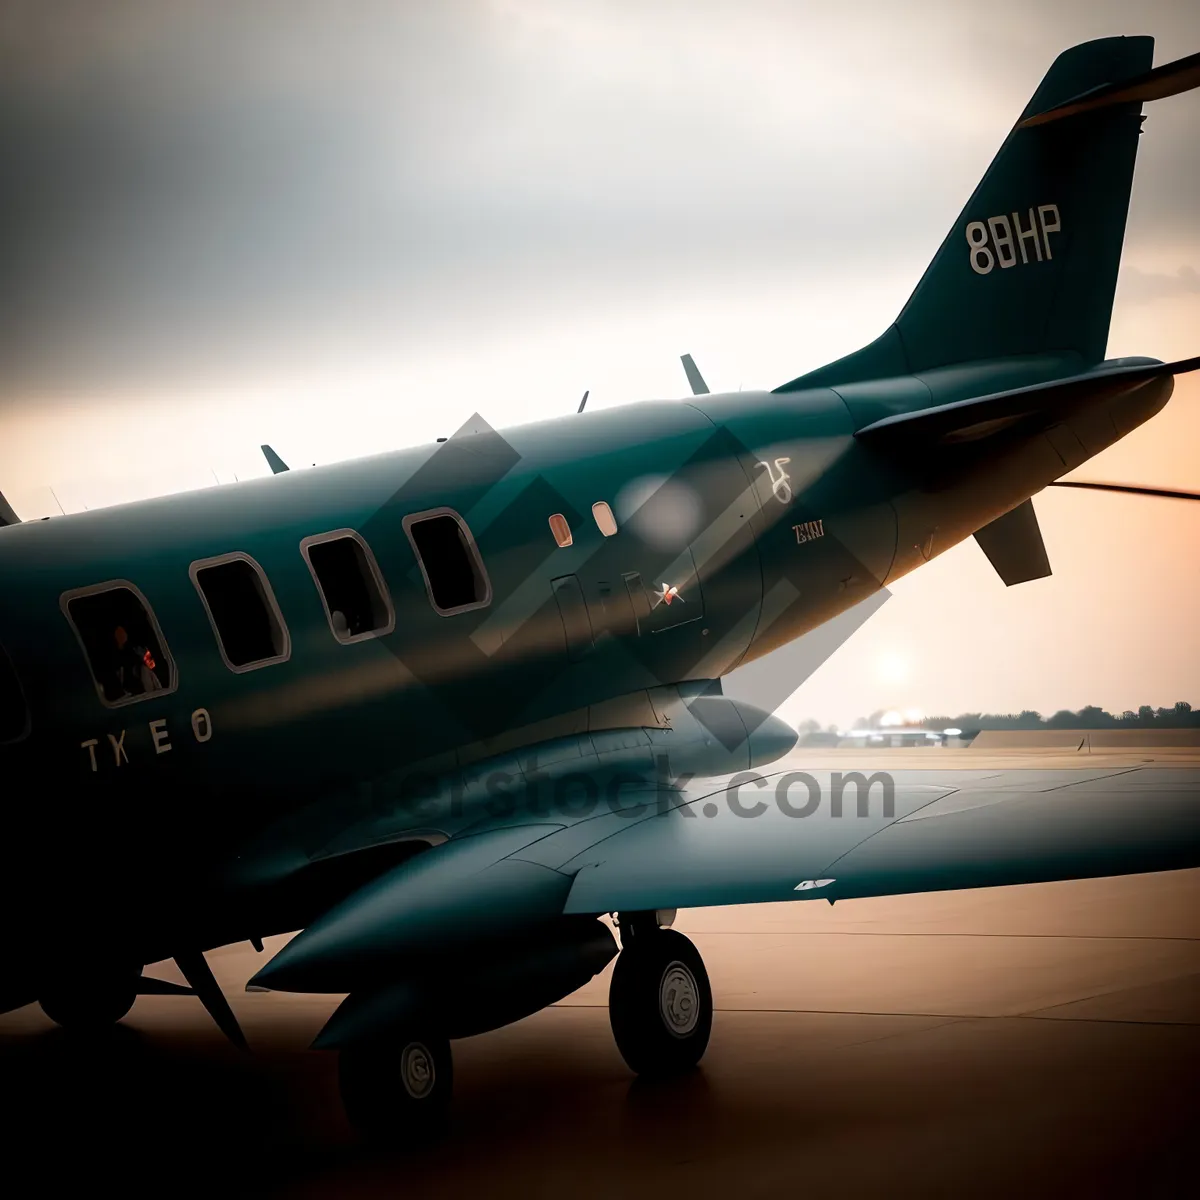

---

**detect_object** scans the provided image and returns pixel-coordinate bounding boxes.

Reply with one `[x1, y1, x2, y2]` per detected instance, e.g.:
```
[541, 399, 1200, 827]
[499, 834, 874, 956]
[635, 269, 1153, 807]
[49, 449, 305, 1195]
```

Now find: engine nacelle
[311, 918, 617, 1048]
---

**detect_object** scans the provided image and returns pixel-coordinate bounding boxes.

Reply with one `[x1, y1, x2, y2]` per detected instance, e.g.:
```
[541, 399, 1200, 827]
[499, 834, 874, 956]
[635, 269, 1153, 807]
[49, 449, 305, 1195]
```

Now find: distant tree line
[796, 702, 1199, 737]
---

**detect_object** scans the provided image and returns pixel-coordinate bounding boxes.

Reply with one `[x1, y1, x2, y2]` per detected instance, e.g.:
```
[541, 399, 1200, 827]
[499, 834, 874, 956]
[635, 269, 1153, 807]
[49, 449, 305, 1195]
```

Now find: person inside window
[112, 624, 164, 697]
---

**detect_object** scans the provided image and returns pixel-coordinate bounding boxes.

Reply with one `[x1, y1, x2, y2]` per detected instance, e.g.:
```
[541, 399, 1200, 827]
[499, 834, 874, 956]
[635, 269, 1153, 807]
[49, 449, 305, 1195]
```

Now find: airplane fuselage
[0, 356, 1172, 1004]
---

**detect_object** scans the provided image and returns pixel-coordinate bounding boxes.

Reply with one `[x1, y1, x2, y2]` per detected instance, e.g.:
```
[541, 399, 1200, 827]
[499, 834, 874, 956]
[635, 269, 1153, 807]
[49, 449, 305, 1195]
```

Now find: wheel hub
[659, 961, 699, 1037]
[400, 1041, 436, 1100]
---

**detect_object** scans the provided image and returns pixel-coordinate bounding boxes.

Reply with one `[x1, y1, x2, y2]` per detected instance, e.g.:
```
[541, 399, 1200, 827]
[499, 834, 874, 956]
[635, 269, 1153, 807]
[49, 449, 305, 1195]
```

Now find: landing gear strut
[609, 916, 712, 1076]
[338, 1030, 453, 1144]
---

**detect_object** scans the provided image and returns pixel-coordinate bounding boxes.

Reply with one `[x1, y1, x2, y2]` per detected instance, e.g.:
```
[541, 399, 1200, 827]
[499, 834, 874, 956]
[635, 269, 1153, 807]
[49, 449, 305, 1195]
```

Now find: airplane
[2, 35, 1200, 1144]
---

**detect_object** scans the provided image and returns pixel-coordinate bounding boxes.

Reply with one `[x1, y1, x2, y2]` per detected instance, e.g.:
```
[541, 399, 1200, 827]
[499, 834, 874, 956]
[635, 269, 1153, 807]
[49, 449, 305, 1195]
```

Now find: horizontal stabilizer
[974, 499, 1051, 586]
[261, 444, 289, 474]
[1019, 48, 1200, 129]
[855, 355, 1200, 447]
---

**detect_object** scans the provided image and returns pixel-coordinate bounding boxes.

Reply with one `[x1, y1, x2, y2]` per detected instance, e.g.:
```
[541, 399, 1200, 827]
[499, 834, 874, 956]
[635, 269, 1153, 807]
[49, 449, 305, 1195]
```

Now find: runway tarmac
[2, 746, 1198, 1197]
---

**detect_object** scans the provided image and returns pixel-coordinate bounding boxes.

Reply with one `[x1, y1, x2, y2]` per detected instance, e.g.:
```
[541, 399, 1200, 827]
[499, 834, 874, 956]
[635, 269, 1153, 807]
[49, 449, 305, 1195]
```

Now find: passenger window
[301, 530, 394, 642]
[0, 641, 30, 741]
[403, 509, 492, 615]
[548, 513, 572, 548]
[592, 501, 618, 536]
[61, 582, 175, 706]
[191, 554, 290, 670]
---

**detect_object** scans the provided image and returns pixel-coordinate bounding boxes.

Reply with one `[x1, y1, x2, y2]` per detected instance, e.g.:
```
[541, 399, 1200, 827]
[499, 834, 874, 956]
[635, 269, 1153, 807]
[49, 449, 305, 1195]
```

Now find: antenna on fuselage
[681, 354, 710, 395]
[261, 444, 290, 474]
[577, 390, 590, 413]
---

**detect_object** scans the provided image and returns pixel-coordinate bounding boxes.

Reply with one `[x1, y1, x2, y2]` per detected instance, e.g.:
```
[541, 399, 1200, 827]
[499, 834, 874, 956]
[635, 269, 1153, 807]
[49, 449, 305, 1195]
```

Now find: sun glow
[875, 651, 911, 685]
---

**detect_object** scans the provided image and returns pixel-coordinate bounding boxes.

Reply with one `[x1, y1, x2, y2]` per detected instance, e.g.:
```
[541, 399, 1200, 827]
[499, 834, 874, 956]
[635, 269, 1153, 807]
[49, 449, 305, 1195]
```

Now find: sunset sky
[1, 1, 1197, 726]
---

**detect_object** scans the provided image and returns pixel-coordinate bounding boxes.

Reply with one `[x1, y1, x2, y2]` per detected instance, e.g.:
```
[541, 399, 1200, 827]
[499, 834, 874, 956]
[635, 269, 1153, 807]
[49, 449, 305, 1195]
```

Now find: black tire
[609, 928, 712, 1077]
[338, 1032, 453, 1144]
[39, 974, 138, 1031]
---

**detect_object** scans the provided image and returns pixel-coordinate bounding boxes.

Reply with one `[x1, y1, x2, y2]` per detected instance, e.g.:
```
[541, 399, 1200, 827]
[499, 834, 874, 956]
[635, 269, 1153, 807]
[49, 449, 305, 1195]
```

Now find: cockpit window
[62, 582, 176, 707]
[0, 641, 30, 742]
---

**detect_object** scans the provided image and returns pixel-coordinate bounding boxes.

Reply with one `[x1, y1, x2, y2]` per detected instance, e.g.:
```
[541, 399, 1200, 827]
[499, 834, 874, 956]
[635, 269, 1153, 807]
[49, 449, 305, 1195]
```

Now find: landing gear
[609, 922, 712, 1077]
[338, 1031, 453, 1144]
[39, 970, 138, 1031]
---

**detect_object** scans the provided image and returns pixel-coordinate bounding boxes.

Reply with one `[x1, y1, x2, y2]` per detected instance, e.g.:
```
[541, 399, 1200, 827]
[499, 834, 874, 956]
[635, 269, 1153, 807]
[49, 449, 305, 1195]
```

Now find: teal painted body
[0, 33, 1194, 1018]
[0, 357, 1171, 978]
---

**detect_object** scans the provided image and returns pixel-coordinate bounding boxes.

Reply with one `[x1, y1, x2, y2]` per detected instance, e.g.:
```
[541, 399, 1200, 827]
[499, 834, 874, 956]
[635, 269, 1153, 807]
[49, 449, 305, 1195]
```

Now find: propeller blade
[1049, 480, 1200, 502]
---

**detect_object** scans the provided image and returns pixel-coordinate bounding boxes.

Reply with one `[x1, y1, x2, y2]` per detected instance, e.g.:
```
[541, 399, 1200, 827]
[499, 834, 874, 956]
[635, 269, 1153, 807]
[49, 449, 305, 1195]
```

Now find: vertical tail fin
[781, 36, 1156, 389]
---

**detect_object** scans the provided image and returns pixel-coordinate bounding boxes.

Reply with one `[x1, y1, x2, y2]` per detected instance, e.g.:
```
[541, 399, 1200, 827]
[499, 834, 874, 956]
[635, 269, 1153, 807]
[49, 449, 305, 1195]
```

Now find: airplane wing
[235, 731, 1200, 1063]
[560, 764, 1200, 913]
[249, 756, 1200, 995]
[855, 355, 1200, 448]
[234, 687, 795, 986]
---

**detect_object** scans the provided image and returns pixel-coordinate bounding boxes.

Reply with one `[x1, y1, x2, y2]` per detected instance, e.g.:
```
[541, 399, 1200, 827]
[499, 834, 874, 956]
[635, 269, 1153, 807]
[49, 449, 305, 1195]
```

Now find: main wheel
[609, 928, 712, 1077]
[338, 1031, 453, 1144]
[39, 972, 138, 1031]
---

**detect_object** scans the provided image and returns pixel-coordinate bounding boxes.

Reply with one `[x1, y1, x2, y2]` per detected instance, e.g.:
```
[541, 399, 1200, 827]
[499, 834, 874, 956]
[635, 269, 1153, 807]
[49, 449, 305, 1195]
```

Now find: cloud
[0, 1, 1197, 400]
[1118, 265, 1200, 303]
